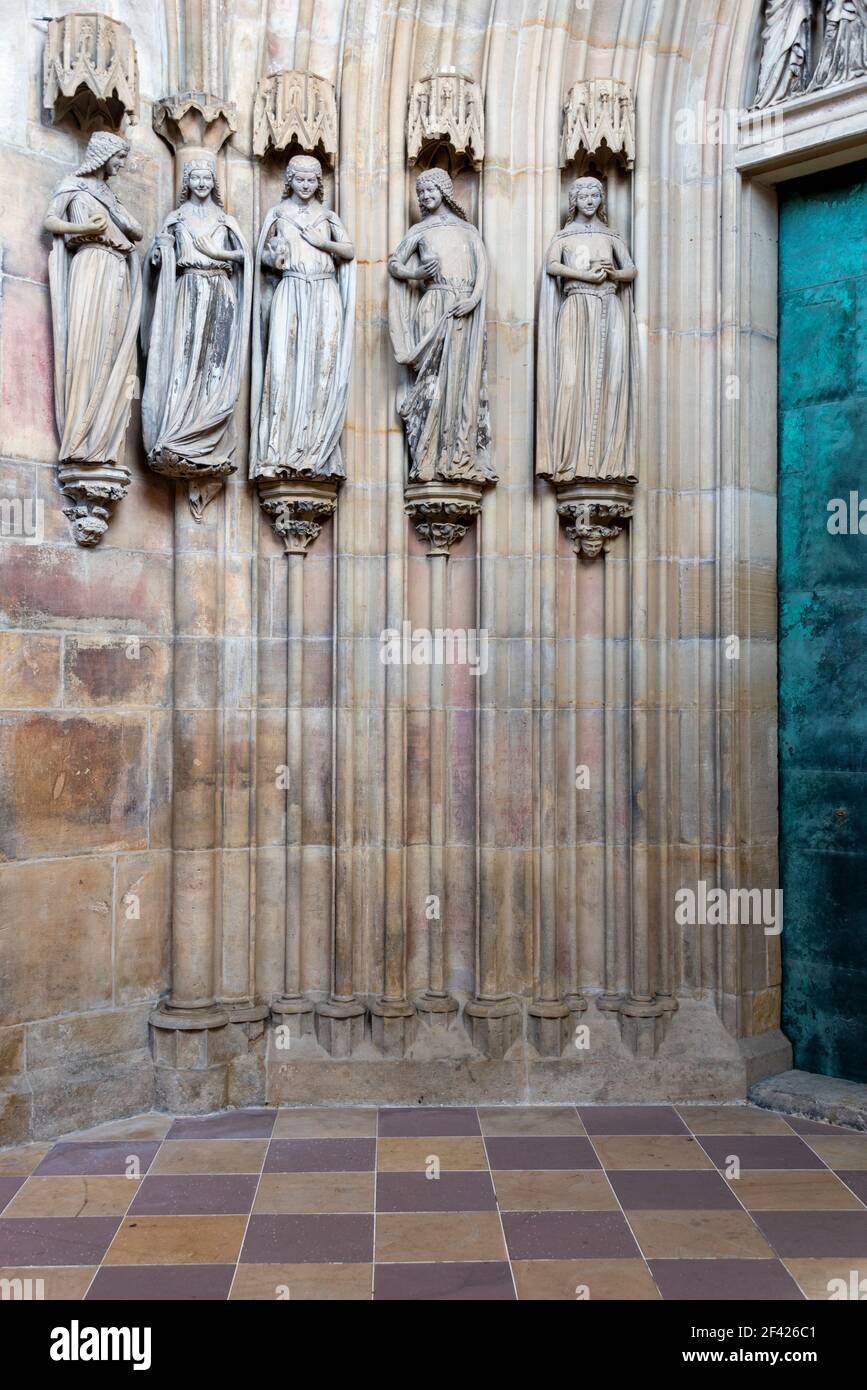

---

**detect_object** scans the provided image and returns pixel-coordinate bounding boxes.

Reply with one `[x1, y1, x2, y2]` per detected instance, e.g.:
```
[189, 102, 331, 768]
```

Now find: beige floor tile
[150, 1140, 267, 1175]
[594, 1136, 713, 1170]
[803, 1136, 867, 1171]
[493, 1169, 617, 1211]
[375, 1211, 507, 1263]
[0, 1145, 51, 1176]
[253, 1172, 374, 1214]
[273, 1108, 378, 1139]
[230, 1263, 372, 1299]
[478, 1107, 587, 1137]
[4, 1175, 139, 1218]
[512, 1258, 660, 1300]
[783, 1258, 867, 1301]
[376, 1137, 487, 1172]
[0, 1266, 96, 1299]
[677, 1106, 792, 1136]
[104, 1215, 247, 1265]
[729, 1170, 863, 1211]
[629, 1210, 775, 1259]
[65, 1115, 174, 1143]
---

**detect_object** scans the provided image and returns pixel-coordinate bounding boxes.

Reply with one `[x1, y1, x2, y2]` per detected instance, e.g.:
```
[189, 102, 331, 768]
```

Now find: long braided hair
[416, 168, 468, 221]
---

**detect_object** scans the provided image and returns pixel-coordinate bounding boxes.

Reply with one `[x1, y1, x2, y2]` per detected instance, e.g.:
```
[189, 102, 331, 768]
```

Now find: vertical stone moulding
[390, 71, 517, 1055]
[250, 118, 360, 1059]
[534, 76, 672, 1058]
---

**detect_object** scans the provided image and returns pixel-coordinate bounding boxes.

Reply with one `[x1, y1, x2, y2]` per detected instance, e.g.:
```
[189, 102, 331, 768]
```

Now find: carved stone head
[415, 167, 469, 221]
[283, 153, 324, 202]
[75, 130, 130, 179]
[567, 175, 608, 224]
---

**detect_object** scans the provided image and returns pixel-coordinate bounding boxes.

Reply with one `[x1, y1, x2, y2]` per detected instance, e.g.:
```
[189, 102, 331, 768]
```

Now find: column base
[149, 1005, 230, 1031]
[463, 997, 522, 1059]
[149, 1006, 266, 1112]
[415, 993, 460, 1029]
[271, 996, 315, 1040]
[618, 997, 675, 1057]
[315, 999, 367, 1058]
[370, 998, 416, 1057]
[528, 1000, 571, 1057]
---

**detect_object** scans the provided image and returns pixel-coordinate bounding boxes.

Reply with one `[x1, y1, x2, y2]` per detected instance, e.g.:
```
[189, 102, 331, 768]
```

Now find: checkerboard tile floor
[2, 1104, 866, 1300]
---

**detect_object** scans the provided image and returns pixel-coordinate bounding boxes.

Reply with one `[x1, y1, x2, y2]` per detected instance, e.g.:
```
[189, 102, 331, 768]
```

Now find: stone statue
[388, 168, 494, 485]
[536, 176, 639, 485]
[250, 153, 356, 480]
[44, 131, 143, 544]
[810, 0, 867, 90]
[141, 158, 251, 517]
[754, 1, 814, 107]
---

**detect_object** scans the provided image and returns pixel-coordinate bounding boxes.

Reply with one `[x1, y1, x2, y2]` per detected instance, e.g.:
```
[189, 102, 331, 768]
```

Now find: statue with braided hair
[44, 131, 143, 543]
[388, 169, 494, 485]
[141, 158, 251, 518]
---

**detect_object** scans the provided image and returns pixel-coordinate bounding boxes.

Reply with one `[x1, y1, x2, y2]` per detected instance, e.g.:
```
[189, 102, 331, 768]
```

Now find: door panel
[778, 161, 867, 1083]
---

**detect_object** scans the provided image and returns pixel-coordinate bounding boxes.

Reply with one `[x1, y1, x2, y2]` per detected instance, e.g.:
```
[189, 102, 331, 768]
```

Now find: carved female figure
[141, 158, 251, 518]
[810, 0, 867, 90]
[388, 169, 493, 485]
[537, 176, 639, 484]
[754, 0, 814, 108]
[44, 131, 143, 544]
[250, 154, 356, 480]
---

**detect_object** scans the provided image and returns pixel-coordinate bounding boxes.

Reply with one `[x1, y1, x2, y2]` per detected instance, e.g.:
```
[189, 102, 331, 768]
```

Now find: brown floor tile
[803, 1136, 867, 1171]
[376, 1137, 487, 1172]
[65, 1115, 174, 1143]
[4, 1176, 139, 1219]
[729, 1170, 864, 1211]
[512, 1258, 660, 1300]
[0, 1265, 96, 1299]
[493, 1169, 617, 1212]
[677, 1106, 792, 1136]
[782, 1258, 867, 1300]
[150, 1140, 266, 1175]
[230, 1262, 372, 1299]
[0, 1145, 52, 1177]
[630, 1210, 776, 1259]
[253, 1172, 374, 1215]
[104, 1214, 247, 1265]
[375, 1211, 507, 1263]
[478, 1107, 586, 1137]
[594, 1137, 712, 1170]
[273, 1108, 377, 1139]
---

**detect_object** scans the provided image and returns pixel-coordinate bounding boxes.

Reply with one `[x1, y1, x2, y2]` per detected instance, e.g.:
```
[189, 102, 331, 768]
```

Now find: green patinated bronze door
[778, 161, 867, 1083]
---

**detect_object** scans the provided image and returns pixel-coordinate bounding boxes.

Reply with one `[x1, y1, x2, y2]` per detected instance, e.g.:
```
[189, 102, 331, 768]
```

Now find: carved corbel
[258, 477, 339, 555]
[555, 480, 636, 560]
[560, 78, 636, 172]
[405, 482, 483, 557]
[253, 71, 338, 161]
[152, 91, 237, 161]
[58, 462, 131, 548]
[43, 13, 139, 131]
[407, 69, 485, 170]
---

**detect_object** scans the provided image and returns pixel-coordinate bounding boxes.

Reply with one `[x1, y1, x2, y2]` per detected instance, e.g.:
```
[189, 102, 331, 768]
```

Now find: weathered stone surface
[0, 713, 149, 859]
[0, 632, 61, 709]
[63, 635, 171, 708]
[750, 1068, 867, 1132]
[114, 853, 171, 1005]
[0, 858, 113, 1026]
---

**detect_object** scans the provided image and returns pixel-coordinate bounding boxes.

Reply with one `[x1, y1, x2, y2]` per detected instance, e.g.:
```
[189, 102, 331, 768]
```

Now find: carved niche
[253, 71, 339, 162]
[43, 12, 139, 132]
